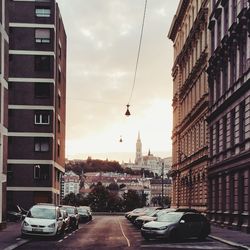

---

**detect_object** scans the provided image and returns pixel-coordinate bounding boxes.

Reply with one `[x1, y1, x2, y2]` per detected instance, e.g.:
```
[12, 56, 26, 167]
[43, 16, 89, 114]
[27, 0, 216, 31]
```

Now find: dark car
[78, 206, 92, 223]
[60, 206, 79, 230]
[141, 212, 210, 241]
[7, 204, 27, 222]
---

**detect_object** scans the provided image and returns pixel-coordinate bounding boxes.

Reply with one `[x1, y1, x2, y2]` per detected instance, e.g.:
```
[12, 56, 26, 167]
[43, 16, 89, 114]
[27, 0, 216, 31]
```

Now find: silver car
[21, 204, 64, 237]
[141, 212, 210, 241]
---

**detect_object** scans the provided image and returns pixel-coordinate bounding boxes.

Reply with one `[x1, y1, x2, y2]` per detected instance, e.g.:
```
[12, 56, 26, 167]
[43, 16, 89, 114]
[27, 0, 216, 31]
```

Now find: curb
[209, 235, 250, 250]
[3, 239, 30, 250]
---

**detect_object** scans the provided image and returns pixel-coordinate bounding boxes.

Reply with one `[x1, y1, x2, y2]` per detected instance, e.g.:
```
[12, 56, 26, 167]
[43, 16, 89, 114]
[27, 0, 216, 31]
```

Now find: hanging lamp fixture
[125, 104, 131, 116]
[125, 0, 147, 116]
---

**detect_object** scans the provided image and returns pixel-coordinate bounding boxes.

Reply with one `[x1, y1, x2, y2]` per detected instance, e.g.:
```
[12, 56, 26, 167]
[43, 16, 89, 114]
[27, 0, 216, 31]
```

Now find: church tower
[135, 132, 142, 164]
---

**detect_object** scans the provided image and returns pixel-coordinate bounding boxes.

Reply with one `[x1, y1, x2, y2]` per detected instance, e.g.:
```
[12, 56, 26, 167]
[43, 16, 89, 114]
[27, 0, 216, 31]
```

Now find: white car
[21, 203, 64, 237]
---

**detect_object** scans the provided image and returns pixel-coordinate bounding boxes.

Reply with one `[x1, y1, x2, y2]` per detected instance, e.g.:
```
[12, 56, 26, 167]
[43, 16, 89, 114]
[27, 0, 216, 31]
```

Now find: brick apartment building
[7, 0, 66, 209]
[168, 0, 209, 212]
[207, 0, 250, 232]
[0, 0, 9, 228]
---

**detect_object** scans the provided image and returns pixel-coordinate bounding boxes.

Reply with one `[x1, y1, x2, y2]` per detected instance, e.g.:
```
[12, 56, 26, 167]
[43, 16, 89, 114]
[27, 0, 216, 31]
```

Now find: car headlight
[158, 226, 168, 230]
[23, 220, 29, 226]
[48, 223, 55, 228]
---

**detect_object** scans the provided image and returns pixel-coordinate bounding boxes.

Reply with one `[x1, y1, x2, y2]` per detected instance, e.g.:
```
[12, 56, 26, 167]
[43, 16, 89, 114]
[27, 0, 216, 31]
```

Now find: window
[57, 119, 61, 132]
[216, 121, 220, 154]
[57, 142, 60, 158]
[222, 115, 227, 151]
[34, 164, 50, 180]
[59, 45, 62, 58]
[35, 111, 50, 125]
[239, 101, 245, 144]
[58, 68, 61, 83]
[230, 49, 236, 86]
[224, 2, 229, 33]
[34, 137, 50, 152]
[217, 15, 222, 45]
[35, 8, 51, 18]
[35, 55, 51, 72]
[58, 94, 61, 108]
[222, 62, 228, 94]
[232, 0, 237, 22]
[35, 29, 50, 43]
[34, 83, 50, 98]
[230, 109, 235, 147]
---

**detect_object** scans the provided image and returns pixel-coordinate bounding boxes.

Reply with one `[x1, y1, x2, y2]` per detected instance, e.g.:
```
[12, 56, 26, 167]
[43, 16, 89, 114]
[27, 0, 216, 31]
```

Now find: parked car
[21, 203, 64, 237]
[128, 207, 161, 223]
[7, 204, 27, 222]
[61, 210, 70, 232]
[60, 206, 79, 230]
[78, 206, 92, 223]
[135, 208, 176, 229]
[141, 212, 210, 241]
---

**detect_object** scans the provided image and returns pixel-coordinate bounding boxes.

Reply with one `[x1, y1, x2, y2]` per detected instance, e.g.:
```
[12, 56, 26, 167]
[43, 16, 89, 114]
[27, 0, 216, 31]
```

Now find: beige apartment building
[168, 0, 209, 212]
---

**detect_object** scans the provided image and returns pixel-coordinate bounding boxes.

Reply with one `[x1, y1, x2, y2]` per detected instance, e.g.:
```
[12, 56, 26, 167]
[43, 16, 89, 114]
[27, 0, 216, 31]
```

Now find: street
[15, 215, 238, 250]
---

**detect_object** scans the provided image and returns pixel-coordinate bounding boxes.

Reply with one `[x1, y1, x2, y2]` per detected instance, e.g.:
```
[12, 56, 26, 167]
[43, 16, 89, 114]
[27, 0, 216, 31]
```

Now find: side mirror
[180, 219, 185, 224]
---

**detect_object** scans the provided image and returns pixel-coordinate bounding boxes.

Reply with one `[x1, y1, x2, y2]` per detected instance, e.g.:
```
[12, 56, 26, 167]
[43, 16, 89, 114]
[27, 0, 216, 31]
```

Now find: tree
[87, 183, 110, 212]
[123, 190, 145, 211]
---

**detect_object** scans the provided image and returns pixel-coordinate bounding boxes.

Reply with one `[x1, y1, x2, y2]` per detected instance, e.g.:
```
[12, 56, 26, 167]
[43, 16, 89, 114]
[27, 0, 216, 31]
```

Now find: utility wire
[128, 0, 147, 105]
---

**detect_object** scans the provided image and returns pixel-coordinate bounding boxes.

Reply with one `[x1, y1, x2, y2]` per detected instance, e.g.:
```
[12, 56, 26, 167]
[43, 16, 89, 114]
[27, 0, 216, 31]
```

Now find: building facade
[61, 171, 80, 197]
[207, 0, 250, 232]
[7, 0, 66, 209]
[168, 0, 209, 212]
[150, 178, 172, 206]
[0, 0, 9, 228]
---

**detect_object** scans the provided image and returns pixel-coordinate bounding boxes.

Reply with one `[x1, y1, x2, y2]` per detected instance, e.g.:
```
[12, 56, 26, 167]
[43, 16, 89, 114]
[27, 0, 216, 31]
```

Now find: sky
[56, 0, 179, 163]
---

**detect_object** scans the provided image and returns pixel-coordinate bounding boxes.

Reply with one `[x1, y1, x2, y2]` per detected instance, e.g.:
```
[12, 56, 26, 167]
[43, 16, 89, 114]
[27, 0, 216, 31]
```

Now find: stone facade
[168, 0, 209, 212]
[207, 0, 250, 232]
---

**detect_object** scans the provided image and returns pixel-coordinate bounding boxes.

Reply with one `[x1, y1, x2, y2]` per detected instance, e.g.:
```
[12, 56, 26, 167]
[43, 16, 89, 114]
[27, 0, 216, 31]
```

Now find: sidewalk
[0, 222, 29, 250]
[210, 225, 250, 250]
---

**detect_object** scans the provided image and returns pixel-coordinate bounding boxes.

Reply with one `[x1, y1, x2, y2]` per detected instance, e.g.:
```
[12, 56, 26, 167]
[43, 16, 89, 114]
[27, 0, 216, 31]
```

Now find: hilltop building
[122, 133, 172, 177]
[7, 0, 66, 209]
[61, 171, 80, 198]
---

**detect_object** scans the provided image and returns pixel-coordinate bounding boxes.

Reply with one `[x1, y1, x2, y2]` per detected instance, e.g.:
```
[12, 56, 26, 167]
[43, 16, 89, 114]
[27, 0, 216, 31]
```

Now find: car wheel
[198, 230, 208, 241]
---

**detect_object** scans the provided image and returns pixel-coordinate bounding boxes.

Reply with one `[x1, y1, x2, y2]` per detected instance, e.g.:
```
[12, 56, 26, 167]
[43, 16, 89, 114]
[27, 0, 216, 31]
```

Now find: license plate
[32, 228, 43, 232]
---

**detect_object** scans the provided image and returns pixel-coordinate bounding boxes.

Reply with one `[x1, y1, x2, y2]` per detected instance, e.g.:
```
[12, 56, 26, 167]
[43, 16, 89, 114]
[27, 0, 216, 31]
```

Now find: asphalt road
[16, 215, 238, 250]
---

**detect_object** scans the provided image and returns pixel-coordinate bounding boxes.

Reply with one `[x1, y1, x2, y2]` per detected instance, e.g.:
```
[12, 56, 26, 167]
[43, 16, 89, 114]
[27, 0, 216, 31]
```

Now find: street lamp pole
[161, 163, 164, 207]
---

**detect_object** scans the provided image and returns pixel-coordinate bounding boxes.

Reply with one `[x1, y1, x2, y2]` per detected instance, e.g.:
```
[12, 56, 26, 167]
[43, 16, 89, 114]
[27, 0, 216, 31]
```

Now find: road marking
[58, 239, 63, 243]
[118, 219, 131, 247]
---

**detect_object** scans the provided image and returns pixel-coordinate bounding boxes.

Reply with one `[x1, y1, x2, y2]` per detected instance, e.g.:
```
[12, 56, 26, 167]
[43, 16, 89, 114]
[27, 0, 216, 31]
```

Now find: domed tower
[135, 132, 142, 164]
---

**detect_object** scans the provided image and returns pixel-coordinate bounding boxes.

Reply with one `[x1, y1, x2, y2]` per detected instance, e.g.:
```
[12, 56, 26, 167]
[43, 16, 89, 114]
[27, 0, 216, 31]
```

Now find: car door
[178, 214, 192, 239]
[188, 214, 202, 237]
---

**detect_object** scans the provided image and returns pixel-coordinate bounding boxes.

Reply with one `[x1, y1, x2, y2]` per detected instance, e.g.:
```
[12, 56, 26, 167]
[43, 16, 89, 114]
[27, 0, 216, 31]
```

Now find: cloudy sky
[56, 0, 179, 162]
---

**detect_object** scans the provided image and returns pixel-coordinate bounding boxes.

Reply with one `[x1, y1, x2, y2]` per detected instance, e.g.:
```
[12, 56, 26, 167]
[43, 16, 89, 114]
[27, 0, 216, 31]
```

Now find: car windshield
[78, 208, 88, 213]
[61, 207, 75, 214]
[27, 207, 56, 219]
[157, 212, 183, 222]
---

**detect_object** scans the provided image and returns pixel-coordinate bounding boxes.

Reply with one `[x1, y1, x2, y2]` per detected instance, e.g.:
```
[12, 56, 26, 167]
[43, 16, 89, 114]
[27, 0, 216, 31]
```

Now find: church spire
[135, 131, 142, 164]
